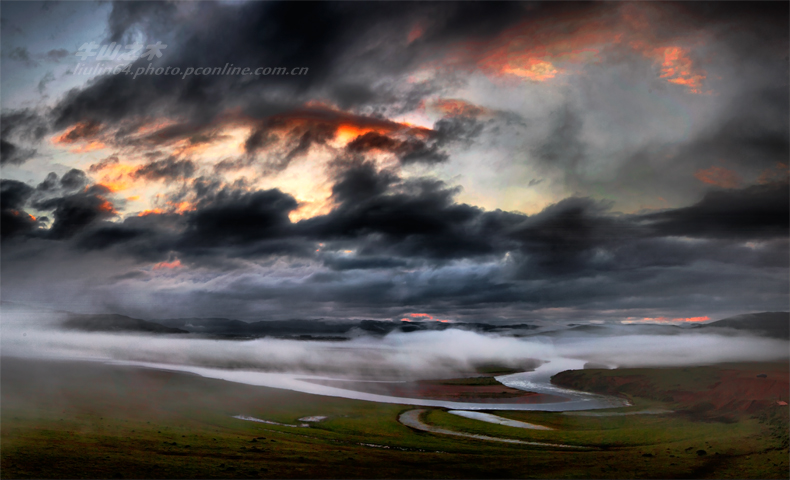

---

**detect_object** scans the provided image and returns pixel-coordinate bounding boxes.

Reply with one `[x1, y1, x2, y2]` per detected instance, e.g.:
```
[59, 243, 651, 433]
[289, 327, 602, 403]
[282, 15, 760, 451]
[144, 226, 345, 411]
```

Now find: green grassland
[1, 357, 788, 478]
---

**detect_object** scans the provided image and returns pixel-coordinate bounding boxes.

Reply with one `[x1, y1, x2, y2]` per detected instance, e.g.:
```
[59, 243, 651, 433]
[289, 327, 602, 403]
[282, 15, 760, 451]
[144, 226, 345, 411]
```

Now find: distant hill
[45, 307, 790, 341]
[155, 317, 538, 338]
[62, 314, 189, 334]
[538, 323, 686, 337]
[697, 312, 789, 340]
[158, 317, 357, 337]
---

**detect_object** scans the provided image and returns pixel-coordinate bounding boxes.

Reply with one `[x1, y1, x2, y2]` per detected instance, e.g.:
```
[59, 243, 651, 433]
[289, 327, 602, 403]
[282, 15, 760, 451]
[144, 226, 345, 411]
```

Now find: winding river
[398, 409, 592, 448]
[108, 357, 628, 412]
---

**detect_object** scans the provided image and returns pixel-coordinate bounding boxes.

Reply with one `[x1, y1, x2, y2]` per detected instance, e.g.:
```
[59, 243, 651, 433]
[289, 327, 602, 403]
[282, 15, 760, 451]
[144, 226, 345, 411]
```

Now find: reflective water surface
[109, 357, 628, 412]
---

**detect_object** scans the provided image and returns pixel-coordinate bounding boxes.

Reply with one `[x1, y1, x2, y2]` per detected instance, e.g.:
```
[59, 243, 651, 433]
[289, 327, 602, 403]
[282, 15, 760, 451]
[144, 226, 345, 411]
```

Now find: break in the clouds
[0, 1, 787, 323]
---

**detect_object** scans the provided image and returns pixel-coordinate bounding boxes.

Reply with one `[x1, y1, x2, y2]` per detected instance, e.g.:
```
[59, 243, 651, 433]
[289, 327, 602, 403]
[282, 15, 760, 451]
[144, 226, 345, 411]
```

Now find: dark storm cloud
[35, 1, 567, 173]
[178, 188, 298, 250]
[243, 128, 276, 156]
[19, 160, 786, 271]
[74, 182, 312, 261]
[678, 2, 788, 54]
[0, 209, 38, 239]
[33, 170, 88, 197]
[0, 109, 50, 165]
[134, 157, 196, 181]
[2, 1, 787, 321]
[56, 120, 101, 143]
[32, 185, 115, 239]
[1, 180, 37, 239]
[3, 167, 787, 319]
[508, 197, 635, 275]
[73, 212, 185, 262]
[433, 115, 487, 147]
[346, 132, 448, 165]
[277, 123, 336, 169]
[76, 225, 147, 251]
[323, 254, 409, 271]
[342, 108, 495, 165]
[89, 155, 120, 172]
[60, 169, 89, 191]
[299, 161, 499, 259]
[51, 2, 378, 128]
[0, 140, 37, 166]
[640, 182, 790, 240]
[36, 172, 59, 192]
[689, 85, 789, 171]
[48, 1, 546, 134]
[346, 132, 399, 154]
[1, 179, 34, 210]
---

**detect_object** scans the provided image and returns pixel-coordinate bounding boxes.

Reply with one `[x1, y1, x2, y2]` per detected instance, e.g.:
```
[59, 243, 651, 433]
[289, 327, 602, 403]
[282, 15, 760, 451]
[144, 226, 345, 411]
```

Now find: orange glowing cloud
[95, 163, 139, 192]
[407, 23, 425, 43]
[432, 3, 710, 92]
[622, 4, 709, 93]
[694, 166, 741, 189]
[169, 201, 195, 213]
[500, 59, 560, 81]
[52, 121, 108, 152]
[53, 121, 101, 144]
[438, 9, 612, 82]
[335, 124, 392, 145]
[67, 140, 107, 153]
[406, 313, 451, 323]
[133, 119, 180, 137]
[95, 196, 117, 215]
[656, 46, 706, 94]
[52, 108, 442, 226]
[622, 315, 710, 324]
[758, 162, 789, 185]
[430, 99, 488, 118]
[138, 200, 195, 216]
[256, 105, 434, 149]
[6, 209, 36, 222]
[153, 259, 182, 270]
[681, 316, 711, 323]
[138, 208, 164, 217]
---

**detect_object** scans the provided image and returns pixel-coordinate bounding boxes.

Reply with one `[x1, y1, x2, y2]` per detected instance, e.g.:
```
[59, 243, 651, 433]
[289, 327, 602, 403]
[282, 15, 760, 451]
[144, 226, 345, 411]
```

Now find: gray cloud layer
[0, 1, 787, 322]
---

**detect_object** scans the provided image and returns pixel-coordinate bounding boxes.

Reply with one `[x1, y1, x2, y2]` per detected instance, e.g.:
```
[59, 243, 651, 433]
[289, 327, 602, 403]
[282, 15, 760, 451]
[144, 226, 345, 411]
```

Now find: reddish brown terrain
[676, 367, 788, 413]
[552, 362, 789, 416]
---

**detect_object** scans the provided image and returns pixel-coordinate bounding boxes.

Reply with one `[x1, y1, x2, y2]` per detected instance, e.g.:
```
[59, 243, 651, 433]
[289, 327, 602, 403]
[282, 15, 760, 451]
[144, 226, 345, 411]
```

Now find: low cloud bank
[2, 307, 787, 380]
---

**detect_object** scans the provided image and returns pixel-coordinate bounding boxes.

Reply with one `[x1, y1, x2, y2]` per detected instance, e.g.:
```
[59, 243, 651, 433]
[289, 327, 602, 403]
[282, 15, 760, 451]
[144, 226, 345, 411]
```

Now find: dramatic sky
[1, 1, 788, 323]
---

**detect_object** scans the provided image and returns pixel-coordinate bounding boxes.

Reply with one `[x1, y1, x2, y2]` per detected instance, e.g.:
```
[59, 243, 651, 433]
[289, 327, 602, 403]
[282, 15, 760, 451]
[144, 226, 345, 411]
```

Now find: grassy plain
[1, 357, 788, 478]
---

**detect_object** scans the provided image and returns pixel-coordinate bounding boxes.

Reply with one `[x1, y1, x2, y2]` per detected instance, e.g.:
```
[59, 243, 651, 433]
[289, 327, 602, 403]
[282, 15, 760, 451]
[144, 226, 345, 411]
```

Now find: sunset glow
[1, 0, 786, 325]
[657, 46, 707, 94]
[622, 316, 711, 324]
[407, 313, 452, 323]
[695, 166, 742, 189]
[0, 3, 787, 477]
[153, 259, 182, 270]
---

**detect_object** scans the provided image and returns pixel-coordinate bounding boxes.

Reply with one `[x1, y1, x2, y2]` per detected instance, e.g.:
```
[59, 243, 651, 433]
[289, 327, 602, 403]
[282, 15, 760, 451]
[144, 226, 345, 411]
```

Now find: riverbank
[2, 356, 788, 478]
